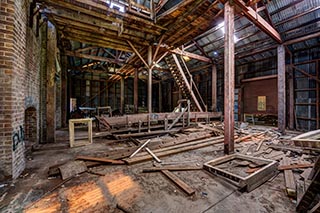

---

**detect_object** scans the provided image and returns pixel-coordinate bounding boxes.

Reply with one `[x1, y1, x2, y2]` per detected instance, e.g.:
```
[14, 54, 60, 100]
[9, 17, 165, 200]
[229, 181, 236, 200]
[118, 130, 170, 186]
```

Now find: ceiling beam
[169, 48, 211, 63]
[233, 0, 282, 43]
[64, 50, 125, 65]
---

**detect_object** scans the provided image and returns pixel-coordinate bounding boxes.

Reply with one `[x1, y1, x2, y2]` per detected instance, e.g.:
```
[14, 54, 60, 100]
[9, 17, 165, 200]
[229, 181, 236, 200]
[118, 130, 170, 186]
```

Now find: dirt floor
[0, 126, 299, 213]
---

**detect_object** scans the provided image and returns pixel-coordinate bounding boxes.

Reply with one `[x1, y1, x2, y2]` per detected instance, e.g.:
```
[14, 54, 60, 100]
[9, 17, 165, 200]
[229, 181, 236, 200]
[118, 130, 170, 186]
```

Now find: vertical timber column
[224, 1, 235, 154]
[120, 76, 125, 114]
[212, 64, 217, 111]
[61, 55, 68, 127]
[148, 46, 153, 113]
[277, 45, 286, 134]
[159, 82, 162, 112]
[134, 68, 139, 113]
[46, 24, 56, 143]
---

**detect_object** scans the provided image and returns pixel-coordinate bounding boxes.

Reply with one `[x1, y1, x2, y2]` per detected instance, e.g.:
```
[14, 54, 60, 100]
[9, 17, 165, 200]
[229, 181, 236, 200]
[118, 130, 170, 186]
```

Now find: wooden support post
[289, 75, 294, 130]
[46, 25, 56, 143]
[159, 82, 162, 112]
[277, 45, 286, 134]
[316, 60, 319, 129]
[120, 76, 125, 114]
[61, 55, 68, 128]
[134, 68, 139, 113]
[148, 46, 152, 113]
[224, 1, 235, 155]
[212, 64, 217, 112]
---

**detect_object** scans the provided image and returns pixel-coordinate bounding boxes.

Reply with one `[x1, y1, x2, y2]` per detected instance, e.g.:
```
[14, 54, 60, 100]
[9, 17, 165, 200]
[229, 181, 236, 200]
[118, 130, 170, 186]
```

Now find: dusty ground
[0, 128, 297, 213]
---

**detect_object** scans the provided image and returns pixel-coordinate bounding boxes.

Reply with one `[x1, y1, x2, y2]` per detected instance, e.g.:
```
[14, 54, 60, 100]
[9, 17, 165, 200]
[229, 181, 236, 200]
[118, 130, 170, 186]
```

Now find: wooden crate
[69, 118, 93, 148]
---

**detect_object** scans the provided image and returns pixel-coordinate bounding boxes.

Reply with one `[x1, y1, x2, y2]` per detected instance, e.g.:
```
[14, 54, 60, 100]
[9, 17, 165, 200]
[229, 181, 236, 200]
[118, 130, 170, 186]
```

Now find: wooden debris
[124, 137, 224, 164]
[246, 167, 261, 173]
[76, 156, 125, 164]
[296, 157, 320, 212]
[142, 166, 202, 173]
[278, 163, 314, 171]
[300, 168, 312, 180]
[280, 157, 296, 197]
[161, 170, 195, 196]
[145, 147, 161, 163]
[59, 161, 88, 180]
[129, 139, 151, 158]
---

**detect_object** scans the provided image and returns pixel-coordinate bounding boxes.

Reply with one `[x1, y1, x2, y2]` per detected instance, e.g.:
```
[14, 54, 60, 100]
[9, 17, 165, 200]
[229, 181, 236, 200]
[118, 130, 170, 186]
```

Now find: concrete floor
[0, 129, 296, 213]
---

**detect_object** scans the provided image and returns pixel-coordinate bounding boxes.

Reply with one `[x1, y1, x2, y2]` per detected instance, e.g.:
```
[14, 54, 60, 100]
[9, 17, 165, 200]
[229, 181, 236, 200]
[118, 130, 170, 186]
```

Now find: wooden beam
[64, 50, 124, 65]
[292, 65, 320, 84]
[278, 45, 286, 134]
[75, 46, 98, 53]
[224, 1, 235, 154]
[127, 40, 149, 68]
[148, 45, 153, 113]
[161, 170, 195, 196]
[212, 64, 217, 111]
[120, 76, 125, 114]
[169, 48, 211, 63]
[233, 0, 282, 43]
[241, 74, 277, 82]
[134, 68, 139, 113]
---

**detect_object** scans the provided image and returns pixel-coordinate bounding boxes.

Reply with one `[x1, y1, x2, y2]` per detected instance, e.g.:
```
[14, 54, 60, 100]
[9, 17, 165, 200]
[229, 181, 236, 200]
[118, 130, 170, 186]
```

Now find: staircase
[165, 53, 206, 112]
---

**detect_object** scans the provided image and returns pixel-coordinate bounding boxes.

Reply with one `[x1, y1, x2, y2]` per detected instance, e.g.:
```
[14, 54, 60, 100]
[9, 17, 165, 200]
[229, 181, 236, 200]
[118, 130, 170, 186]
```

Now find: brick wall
[0, 0, 41, 179]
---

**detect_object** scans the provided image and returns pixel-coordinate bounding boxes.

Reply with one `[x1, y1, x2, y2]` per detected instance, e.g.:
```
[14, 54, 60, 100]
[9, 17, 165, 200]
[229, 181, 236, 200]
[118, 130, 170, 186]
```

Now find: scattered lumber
[269, 144, 320, 153]
[296, 157, 320, 212]
[124, 137, 224, 164]
[145, 147, 161, 163]
[161, 170, 195, 196]
[278, 163, 314, 171]
[143, 166, 202, 173]
[104, 132, 214, 160]
[129, 139, 151, 158]
[280, 157, 296, 197]
[198, 123, 223, 135]
[75, 156, 125, 165]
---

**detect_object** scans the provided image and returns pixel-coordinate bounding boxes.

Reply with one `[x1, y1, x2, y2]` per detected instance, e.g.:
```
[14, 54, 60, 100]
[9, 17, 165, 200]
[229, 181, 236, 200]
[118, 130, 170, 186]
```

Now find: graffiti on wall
[12, 125, 24, 151]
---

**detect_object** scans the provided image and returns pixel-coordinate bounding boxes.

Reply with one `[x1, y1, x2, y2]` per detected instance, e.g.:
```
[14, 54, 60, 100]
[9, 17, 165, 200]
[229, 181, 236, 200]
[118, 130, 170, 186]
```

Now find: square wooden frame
[69, 118, 93, 148]
[203, 154, 278, 192]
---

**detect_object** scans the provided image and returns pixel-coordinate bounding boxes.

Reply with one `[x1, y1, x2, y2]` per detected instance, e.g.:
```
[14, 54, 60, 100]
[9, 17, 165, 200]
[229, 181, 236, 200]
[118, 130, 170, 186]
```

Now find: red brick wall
[0, 0, 41, 179]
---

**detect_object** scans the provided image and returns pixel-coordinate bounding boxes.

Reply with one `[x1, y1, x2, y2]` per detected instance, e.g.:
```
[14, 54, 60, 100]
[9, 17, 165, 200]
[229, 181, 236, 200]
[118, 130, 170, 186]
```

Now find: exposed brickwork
[0, 0, 41, 178]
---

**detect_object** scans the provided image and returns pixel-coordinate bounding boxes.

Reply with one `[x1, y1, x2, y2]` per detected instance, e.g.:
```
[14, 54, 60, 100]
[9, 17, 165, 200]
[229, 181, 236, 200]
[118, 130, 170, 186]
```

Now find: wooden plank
[75, 156, 125, 164]
[224, 1, 235, 154]
[145, 147, 162, 163]
[281, 157, 296, 197]
[143, 166, 202, 172]
[161, 170, 195, 196]
[278, 163, 314, 171]
[65, 50, 124, 65]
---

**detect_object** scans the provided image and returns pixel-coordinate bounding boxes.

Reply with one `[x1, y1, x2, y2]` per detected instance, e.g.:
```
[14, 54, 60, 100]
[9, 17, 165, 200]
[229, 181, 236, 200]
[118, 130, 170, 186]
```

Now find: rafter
[169, 48, 211, 63]
[64, 50, 125, 65]
[233, 0, 282, 43]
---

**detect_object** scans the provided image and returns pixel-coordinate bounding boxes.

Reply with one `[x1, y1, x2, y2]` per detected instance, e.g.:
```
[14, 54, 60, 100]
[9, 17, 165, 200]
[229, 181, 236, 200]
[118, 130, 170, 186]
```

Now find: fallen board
[281, 157, 296, 197]
[161, 170, 195, 196]
[75, 156, 125, 164]
[143, 166, 202, 172]
[278, 163, 314, 171]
